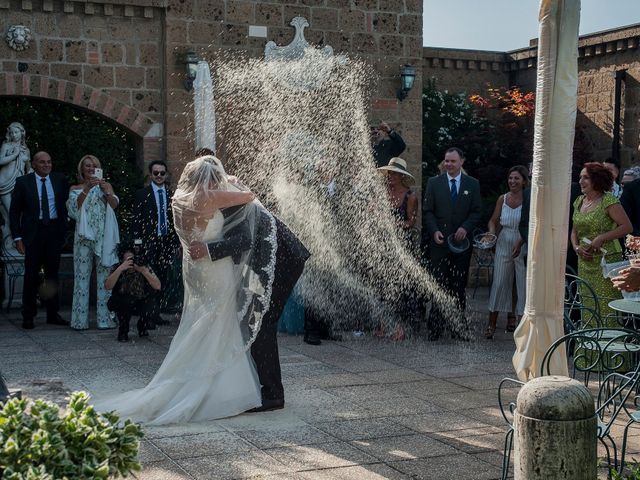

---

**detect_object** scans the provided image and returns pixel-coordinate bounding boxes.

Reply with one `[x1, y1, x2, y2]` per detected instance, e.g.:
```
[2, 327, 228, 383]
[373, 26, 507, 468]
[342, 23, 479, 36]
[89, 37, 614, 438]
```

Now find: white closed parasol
[512, 0, 581, 381]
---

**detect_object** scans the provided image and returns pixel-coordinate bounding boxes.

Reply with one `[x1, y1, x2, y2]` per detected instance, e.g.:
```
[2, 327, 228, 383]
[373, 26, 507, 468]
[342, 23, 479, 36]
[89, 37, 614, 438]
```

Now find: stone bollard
[514, 375, 596, 479]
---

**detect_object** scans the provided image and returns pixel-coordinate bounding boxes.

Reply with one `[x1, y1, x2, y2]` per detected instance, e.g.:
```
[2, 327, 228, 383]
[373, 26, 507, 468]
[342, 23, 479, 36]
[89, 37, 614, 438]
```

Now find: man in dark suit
[190, 208, 310, 412]
[621, 177, 640, 236]
[132, 161, 180, 326]
[9, 151, 68, 329]
[423, 147, 482, 340]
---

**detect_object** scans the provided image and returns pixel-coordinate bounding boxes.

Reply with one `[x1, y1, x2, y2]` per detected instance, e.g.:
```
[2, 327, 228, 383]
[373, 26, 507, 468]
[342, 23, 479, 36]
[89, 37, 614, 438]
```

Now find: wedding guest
[485, 166, 528, 339]
[423, 147, 481, 340]
[621, 177, 640, 235]
[603, 157, 622, 198]
[570, 162, 632, 326]
[132, 161, 180, 327]
[67, 155, 120, 330]
[377, 157, 418, 340]
[612, 266, 640, 292]
[621, 168, 639, 189]
[105, 241, 161, 342]
[372, 121, 406, 168]
[9, 151, 68, 329]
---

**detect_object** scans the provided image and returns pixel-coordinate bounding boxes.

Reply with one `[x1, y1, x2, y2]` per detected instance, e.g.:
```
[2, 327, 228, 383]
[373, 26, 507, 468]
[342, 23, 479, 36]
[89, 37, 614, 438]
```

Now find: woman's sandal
[506, 315, 517, 333]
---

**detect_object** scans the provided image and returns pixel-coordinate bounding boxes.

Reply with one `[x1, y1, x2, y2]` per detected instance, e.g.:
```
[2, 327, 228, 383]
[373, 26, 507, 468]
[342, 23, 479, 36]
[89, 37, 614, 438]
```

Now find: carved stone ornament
[264, 16, 346, 91]
[6, 25, 32, 52]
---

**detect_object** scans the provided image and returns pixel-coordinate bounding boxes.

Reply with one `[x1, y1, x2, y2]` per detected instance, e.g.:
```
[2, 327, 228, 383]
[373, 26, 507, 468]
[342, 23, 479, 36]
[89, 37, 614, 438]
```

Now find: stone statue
[0, 122, 31, 248]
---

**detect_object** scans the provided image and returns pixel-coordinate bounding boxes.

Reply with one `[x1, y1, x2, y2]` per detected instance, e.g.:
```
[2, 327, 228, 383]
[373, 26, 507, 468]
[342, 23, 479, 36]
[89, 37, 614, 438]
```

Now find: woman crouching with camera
[105, 241, 161, 342]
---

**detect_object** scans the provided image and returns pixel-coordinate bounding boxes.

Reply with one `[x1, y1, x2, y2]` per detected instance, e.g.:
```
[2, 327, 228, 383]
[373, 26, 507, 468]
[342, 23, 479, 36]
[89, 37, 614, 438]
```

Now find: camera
[132, 239, 144, 265]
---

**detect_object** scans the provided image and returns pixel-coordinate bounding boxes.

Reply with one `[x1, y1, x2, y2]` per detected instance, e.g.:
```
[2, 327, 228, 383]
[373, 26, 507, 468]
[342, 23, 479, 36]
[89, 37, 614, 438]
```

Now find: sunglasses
[152, 171, 166, 177]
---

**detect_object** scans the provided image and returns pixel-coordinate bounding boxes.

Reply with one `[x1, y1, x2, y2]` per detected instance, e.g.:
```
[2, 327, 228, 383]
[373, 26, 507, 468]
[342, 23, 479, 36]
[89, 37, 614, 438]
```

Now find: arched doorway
[0, 95, 144, 232]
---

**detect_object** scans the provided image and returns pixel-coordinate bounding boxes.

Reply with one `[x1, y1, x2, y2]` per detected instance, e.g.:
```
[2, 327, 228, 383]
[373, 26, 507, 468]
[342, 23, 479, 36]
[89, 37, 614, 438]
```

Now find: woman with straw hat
[377, 157, 418, 341]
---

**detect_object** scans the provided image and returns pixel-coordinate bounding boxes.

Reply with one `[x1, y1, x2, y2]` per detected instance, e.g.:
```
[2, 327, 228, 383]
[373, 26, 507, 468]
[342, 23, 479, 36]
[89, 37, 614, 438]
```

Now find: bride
[94, 155, 277, 425]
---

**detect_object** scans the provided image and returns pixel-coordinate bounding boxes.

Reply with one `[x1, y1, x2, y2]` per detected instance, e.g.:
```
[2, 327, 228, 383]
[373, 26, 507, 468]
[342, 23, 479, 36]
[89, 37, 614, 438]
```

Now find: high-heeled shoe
[391, 325, 405, 342]
[484, 326, 496, 339]
[506, 315, 517, 333]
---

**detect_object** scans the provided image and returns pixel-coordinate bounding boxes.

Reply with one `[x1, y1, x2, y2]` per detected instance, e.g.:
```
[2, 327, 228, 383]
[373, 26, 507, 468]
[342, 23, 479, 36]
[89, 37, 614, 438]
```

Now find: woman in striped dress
[485, 166, 529, 339]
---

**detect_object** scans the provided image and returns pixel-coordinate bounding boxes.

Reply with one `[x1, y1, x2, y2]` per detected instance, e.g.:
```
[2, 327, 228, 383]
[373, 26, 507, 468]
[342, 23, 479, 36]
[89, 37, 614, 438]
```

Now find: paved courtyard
[2, 288, 639, 479]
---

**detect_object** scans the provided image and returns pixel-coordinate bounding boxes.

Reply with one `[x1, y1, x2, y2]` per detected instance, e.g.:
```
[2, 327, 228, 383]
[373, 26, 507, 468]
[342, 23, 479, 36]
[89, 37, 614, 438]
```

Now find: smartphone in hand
[94, 168, 103, 180]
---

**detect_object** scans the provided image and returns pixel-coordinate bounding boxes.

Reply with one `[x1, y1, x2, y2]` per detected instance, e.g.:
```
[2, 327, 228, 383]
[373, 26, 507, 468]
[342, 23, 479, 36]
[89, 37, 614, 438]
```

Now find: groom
[190, 206, 310, 412]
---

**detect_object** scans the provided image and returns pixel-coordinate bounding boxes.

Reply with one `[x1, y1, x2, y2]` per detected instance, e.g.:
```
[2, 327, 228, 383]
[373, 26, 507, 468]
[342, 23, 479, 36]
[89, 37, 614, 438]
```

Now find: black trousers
[22, 220, 64, 321]
[108, 293, 155, 333]
[147, 235, 179, 315]
[251, 233, 306, 402]
[428, 245, 472, 338]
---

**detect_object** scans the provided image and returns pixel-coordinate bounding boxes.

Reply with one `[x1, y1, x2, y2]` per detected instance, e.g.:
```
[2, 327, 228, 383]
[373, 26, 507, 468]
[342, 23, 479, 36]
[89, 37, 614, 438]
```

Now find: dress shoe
[46, 314, 68, 326]
[22, 319, 34, 330]
[303, 333, 321, 346]
[137, 319, 149, 338]
[117, 332, 129, 342]
[154, 316, 171, 326]
[246, 398, 285, 413]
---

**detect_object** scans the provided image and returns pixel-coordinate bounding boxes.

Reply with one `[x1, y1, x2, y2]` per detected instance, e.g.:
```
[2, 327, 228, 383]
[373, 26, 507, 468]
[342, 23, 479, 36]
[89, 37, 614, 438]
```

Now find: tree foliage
[0, 97, 143, 231]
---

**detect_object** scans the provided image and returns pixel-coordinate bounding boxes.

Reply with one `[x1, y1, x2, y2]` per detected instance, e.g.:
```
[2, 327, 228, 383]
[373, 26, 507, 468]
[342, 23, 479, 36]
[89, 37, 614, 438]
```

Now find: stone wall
[423, 24, 640, 168]
[0, 0, 165, 164]
[0, 0, 423, 181]
[164, 0, 423, 180]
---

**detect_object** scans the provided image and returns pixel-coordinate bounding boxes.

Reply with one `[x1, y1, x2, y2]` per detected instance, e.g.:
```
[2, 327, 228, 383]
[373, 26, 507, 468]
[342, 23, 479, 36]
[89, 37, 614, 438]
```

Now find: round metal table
[608, 299, 640, 316]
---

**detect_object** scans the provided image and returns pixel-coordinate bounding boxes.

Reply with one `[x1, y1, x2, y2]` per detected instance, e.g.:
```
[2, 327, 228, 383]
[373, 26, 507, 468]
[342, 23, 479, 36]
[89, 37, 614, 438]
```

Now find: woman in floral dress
[571, 162, 632, 326]
[67, 155, 120, 330]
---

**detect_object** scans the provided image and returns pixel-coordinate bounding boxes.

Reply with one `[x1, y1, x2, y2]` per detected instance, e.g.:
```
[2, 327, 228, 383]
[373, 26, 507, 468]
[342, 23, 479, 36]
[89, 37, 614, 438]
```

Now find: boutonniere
[464, 190, 469, 195]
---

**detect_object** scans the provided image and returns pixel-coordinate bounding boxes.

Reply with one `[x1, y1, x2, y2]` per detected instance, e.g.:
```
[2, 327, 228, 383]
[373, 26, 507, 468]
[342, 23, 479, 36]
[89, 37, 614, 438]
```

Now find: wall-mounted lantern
[397, 64, 416, 101]
[183, 50, 200, 91]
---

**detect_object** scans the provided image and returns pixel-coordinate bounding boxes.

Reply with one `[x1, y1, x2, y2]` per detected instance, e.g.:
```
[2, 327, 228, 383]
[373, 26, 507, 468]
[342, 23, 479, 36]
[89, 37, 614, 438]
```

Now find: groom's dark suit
[206, 208, 310, 407]
[423, 172, 481, 339]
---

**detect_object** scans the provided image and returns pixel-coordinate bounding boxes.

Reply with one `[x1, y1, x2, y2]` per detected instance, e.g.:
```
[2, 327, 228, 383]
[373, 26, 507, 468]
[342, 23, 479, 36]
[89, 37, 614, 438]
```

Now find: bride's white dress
[94, 211, 262, 425]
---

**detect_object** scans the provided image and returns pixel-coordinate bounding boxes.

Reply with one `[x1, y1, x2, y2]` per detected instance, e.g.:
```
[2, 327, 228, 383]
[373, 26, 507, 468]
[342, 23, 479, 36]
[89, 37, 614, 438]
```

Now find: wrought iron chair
[498, 328, 640, 479]
[471, 231, 496, 298]
[0, 241, 25, 312]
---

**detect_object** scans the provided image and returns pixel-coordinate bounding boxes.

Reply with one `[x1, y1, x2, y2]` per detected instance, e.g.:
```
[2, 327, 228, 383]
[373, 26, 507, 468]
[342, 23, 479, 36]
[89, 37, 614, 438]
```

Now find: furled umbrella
[512, 0, 581, 381]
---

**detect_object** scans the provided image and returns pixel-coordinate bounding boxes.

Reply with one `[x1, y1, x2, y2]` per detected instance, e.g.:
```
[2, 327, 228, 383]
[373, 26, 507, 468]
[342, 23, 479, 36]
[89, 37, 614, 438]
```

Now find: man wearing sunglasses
[132, 161, 180, 328]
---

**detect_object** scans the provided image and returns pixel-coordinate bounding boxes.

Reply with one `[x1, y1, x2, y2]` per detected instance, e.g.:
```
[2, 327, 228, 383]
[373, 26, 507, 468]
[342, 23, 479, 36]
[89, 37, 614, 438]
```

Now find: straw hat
[377, 157, 415, 185]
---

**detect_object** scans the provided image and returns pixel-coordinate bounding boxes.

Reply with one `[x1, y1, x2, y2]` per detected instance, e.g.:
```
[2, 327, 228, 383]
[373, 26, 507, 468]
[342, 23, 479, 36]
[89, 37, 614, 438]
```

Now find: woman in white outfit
[485, 165, 528, 339]
[67, 155, 120, 330]
[94, 155, 278, 425]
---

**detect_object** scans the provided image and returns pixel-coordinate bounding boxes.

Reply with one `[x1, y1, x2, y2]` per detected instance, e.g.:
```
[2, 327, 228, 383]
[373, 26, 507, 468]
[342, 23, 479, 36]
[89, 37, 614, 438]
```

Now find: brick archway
[0, 73, 162, 163]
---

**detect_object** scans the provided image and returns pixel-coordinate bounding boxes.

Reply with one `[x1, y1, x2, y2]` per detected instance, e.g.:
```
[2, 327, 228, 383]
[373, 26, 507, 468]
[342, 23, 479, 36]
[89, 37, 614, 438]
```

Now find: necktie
[41, 178, 50, 225]
[450, 178, 458, 205]
[158, 189, 167, 236]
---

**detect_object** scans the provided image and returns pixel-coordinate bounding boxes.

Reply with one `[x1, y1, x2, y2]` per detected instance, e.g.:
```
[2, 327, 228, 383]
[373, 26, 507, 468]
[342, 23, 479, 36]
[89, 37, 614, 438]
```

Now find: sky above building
[423, 0, 640, 51]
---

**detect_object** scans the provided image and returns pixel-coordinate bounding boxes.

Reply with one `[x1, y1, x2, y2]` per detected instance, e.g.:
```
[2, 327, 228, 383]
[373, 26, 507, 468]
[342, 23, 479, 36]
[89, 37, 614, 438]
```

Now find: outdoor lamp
[183, 50, 200, 91]
[397, 64, 416, 101]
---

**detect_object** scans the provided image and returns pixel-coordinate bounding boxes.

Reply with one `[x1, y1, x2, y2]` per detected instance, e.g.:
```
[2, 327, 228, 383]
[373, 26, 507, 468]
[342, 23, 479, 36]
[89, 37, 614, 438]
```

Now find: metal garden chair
[498, 328, 640, 479]
[0, 241, 25, 312]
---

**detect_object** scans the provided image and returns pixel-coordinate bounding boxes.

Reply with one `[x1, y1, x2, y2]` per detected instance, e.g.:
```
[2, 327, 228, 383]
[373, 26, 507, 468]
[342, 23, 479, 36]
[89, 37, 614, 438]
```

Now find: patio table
[609, 299, 640, 317]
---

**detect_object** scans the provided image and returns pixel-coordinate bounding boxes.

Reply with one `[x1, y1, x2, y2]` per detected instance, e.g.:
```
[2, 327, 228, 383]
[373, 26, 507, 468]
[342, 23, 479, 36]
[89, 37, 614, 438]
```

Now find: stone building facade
[423, 24, 640, 167]
[0, 0, 423, 180]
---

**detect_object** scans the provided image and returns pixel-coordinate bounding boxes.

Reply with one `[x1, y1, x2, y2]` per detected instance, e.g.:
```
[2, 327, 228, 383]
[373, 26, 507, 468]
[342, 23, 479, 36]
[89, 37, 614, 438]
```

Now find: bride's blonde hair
[174, 155, 229, 210]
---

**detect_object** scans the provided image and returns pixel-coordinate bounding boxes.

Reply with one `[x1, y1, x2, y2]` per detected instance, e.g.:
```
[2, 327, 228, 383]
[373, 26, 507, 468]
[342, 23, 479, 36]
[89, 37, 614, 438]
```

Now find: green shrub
[0, 391, 143, 479]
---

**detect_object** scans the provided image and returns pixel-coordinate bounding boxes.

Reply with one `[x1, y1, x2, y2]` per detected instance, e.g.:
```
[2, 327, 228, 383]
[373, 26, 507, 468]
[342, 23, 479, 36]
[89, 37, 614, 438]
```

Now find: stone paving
[2, 288, 640, 479]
